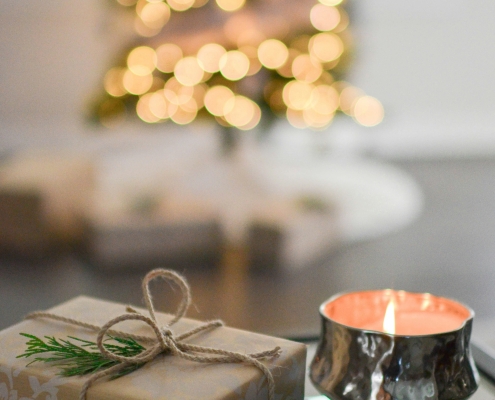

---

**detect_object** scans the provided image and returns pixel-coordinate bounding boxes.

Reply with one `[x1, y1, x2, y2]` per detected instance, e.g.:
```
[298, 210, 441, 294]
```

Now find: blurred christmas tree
[94, 0, 383, 131]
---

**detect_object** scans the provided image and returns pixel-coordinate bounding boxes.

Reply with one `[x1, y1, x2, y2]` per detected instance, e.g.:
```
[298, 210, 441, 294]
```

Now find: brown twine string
[25, 269, 281, 400]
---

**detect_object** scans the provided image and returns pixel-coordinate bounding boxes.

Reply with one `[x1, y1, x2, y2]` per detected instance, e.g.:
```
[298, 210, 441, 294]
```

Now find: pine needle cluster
[17, 333, 146, 379]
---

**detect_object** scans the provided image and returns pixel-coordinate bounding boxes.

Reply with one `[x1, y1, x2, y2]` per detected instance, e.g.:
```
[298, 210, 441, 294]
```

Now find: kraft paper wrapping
[0, 296, 306, 400]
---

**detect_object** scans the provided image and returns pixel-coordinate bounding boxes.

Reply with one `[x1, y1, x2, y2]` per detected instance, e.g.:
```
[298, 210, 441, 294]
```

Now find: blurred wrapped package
[87, 197, 223, 269]
[0, 151, 94, 255]
[247, 196, 340, 270]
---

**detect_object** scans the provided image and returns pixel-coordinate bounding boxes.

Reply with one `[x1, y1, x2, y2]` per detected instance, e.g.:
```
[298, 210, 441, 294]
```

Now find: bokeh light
[171, 99, 198, 124]
[134, 16, 162, 37]
[303, 106, 334, 129]
[310, 4, 340, 32]
[123, 69, 153, 94]
[98, 0, 383, 131]
[135, 0, 149, 15]
[149, 90, 177, 119]
[138, 2, 170, 30]
[258, 39, 289, 70]
[353, 96, 384, 126]
[156, 44, 183, 73]
[319, 70, 335, 85]
[334, 8, 349, 32]
[164, 77, 194, 105]
[237, 101, 261, 130]
[292, 54, 323, 83]
[216, 0, 245, 12]
[224, 95, 255, 127]
[312, 84, 339, 115]
[219, 51, 250, 81]
[174, 57, 204, 86]
[204, 86, 234, 116]
[239, 46, 262, 76]
[197, 43, 226, 73]
[318, 0, 342, 5]
[192, 84, 207, 108]
[104, 67, 127, 97]
[286, 108, 308, 129]
[283, 80, 315, 110]
[276, 49, 299, 78]
[127, 46, 157, 76]
[137, 93, 161, 123]
[339, 84, 364, 115]
[309, 33, 344, 63]
[167, 0, 195, 12]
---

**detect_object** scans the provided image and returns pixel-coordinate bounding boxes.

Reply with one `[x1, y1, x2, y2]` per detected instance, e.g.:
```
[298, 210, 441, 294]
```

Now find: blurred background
[1, 0, 495, 341]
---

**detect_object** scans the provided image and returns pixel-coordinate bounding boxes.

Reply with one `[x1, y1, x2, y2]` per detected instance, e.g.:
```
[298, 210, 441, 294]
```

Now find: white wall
[350, 0, 495, 157]
[0, 0, 138, 152]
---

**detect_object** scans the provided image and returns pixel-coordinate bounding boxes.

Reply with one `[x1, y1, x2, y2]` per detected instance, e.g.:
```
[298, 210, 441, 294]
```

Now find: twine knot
[25, 269, 282, 400]
[162, 328, 173, 337]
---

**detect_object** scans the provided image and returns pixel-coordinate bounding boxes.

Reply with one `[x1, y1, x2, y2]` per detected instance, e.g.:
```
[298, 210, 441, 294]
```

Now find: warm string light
[97, 0, 384, 131]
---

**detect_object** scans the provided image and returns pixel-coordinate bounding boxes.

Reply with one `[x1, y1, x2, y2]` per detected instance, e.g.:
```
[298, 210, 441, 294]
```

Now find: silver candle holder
[310, 290, 479, 400]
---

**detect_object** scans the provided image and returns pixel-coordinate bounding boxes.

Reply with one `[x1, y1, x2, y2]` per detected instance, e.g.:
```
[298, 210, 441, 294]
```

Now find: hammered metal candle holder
[310, 291, 479, 400]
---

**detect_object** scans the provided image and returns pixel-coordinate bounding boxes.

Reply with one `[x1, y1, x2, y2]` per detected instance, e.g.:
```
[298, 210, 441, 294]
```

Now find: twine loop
[25, 269, 281, 400]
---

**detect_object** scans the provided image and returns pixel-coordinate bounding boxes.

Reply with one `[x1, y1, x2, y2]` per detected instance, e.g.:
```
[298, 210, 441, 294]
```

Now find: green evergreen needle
[17, 333, 146, 379]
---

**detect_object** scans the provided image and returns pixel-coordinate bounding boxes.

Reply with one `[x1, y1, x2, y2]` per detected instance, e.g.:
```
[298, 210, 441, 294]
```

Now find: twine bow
[25, 269, 282, 400]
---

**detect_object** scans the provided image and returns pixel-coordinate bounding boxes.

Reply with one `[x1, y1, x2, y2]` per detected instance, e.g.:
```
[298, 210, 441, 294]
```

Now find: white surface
[253, 125, 424, 242]
[93, 135, 423, 244]
[251, 152, 423, 242]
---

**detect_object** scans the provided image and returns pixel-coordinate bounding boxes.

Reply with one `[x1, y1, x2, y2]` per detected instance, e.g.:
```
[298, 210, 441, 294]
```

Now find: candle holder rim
[319, 289, 475, 337]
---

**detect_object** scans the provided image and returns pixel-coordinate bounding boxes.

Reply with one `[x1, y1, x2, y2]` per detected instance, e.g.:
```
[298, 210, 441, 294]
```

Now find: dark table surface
[2, 157, 495, 340]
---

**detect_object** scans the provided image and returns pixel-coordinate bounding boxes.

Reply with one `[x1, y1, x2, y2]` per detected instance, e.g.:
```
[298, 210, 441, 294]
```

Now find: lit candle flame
[383, 298, 395, 334]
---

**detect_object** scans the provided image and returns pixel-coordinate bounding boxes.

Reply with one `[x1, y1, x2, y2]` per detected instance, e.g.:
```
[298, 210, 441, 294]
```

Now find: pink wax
[323, 290, 472, 335]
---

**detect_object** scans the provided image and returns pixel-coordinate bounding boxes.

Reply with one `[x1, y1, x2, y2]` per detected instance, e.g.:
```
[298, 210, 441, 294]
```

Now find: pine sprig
[17, 333, 146, 379]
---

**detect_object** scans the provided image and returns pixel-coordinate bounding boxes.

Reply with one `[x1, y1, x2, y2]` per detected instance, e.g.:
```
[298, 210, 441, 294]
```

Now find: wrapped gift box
[87, 216, 223, 269]
[0, 296, 306, 399]
[87, 195, 223, 269]
[247, 198, 339, 270]
[0, 151, 94, 255]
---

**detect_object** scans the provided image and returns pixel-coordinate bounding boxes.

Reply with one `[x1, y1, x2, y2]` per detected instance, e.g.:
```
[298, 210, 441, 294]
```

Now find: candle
[323, 289, 471, 335]
[310, 290, 479, 400]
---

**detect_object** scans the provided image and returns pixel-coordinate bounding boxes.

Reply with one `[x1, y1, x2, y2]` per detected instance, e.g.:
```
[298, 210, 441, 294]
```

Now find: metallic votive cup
[310, 290, 479, 400]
